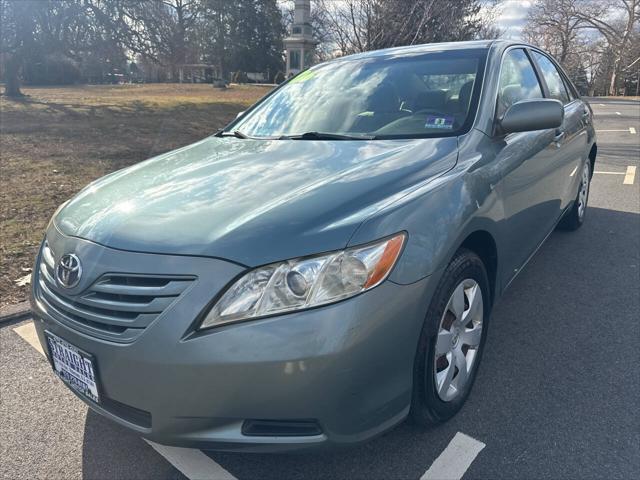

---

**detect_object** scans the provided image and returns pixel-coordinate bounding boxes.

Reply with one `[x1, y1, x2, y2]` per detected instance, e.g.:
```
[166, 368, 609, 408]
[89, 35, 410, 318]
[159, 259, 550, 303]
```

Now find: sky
[496, 0, 532, 39]
[281, 0, 534, 41]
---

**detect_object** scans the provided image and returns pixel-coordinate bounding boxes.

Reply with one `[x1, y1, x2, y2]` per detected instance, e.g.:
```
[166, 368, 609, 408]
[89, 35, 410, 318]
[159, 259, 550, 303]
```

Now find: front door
[493, 48, 563, 285]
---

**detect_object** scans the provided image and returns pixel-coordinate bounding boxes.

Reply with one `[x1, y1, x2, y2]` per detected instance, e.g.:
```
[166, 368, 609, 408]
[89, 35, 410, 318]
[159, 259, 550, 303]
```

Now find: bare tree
[522, 0, 583, 64]
[1, 0, 40, 96]
[103, 0, 201, 78]
[313, 0, 382, 55]
[1, 0, 122, 96]
[579, 37, 607, 95]
[475, 1, 505, 40]
[314, 0, 500, 56]
[574, 0, 640, 95]
[523, 0, 640, 95]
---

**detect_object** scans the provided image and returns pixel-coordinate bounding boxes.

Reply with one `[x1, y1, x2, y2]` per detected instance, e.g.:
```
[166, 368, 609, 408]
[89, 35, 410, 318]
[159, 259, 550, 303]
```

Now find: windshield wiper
[280, 131, 376, 140]
[215, 130, 250, 139]
[214, 130, 374, 141]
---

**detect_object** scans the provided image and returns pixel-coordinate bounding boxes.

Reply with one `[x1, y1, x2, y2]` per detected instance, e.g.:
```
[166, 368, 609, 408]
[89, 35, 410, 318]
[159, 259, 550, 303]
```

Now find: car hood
[55, 136, 457, 266]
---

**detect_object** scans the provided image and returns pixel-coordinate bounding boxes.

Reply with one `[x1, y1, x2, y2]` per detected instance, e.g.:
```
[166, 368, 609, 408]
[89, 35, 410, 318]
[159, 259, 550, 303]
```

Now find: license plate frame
[45, 331, 101, 404]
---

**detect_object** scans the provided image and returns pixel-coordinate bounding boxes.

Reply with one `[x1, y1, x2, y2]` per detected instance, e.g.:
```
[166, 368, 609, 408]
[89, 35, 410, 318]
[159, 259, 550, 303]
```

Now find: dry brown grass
[0, 83, 271, 308]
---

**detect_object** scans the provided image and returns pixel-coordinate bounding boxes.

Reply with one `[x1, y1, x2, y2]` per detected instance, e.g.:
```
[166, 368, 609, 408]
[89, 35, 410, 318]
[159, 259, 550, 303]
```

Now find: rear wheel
[410, 249, 490, 425]
[558, 160, 591, 231]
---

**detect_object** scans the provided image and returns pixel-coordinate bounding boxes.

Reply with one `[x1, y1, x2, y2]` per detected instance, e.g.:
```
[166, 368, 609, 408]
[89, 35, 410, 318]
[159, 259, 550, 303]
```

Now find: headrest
[366, 83, 400, 113]
[458, 81, 474, 110]
[414, 90, 447, 111]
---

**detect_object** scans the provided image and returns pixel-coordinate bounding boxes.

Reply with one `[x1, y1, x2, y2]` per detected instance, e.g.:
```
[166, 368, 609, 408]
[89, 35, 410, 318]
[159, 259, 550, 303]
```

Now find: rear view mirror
[236, 111, 245, 119]
[499, 99, 563, 134]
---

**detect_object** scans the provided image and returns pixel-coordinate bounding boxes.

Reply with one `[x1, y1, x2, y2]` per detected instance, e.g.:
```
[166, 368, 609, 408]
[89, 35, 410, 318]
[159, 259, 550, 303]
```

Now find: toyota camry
[31, 39, 596, 452]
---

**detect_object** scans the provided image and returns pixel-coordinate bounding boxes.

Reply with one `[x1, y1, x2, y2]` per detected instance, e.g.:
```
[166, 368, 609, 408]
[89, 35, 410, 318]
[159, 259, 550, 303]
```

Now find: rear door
[529, 50, 589, 213]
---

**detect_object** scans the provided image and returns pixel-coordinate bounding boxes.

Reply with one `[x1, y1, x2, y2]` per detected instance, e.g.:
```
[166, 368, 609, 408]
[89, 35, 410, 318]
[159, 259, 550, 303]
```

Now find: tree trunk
[608, 64, 618, 96]
[608, 1, 636, 96]
[217, 8, 225, 81]
[3, 55, 23, 97]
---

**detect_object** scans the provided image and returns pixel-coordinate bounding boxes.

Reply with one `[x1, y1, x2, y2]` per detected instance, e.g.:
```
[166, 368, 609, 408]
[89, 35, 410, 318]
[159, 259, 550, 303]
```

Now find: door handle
[554, 130, 565, 143]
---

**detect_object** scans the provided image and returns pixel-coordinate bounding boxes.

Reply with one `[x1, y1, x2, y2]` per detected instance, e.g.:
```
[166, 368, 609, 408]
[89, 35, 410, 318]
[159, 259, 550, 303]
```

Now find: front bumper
[31, 228, 436, 452]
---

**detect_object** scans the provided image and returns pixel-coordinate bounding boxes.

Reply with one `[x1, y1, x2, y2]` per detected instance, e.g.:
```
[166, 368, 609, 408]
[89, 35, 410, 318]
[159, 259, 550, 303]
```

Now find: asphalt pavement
[1, 97, 638, 479]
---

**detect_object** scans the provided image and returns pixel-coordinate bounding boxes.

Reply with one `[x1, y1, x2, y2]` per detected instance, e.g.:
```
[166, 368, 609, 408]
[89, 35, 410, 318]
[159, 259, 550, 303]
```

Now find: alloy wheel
[578, 162, 590, 220]
[433, 278, 484, 402]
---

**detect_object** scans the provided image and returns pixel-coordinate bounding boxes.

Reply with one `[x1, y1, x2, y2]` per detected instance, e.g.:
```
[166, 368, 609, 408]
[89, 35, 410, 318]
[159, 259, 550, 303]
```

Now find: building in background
[284, 0, 317, 77]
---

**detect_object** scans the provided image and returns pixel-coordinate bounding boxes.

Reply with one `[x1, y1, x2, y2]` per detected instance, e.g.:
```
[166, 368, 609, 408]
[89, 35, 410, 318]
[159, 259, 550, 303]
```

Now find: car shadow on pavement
[461, 206, 640, 479]
[82, 410, 185, 479]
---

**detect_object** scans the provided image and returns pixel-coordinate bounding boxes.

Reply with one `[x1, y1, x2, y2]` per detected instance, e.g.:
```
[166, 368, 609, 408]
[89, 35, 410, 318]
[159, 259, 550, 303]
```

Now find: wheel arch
[457, 230, 498, 306]
[588, 143, 597, 179]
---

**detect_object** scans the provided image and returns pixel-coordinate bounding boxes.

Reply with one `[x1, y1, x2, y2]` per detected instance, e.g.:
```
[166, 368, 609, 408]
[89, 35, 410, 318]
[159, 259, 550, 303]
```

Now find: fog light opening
[241, 419, 323, 437]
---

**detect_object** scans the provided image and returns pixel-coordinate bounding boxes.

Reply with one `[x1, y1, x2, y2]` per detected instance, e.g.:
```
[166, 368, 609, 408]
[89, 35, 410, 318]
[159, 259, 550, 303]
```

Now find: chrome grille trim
[35, 241, 195, 342]
[90, 278, 189, 296]
[72, 293, 176, 314]
[42, 243, 55, 271]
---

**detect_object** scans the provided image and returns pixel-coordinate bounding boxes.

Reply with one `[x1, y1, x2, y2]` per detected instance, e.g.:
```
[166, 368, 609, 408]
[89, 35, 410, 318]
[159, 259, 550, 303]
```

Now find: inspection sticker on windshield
[425, 115, 454, 129]
[290, 69, 316, 83]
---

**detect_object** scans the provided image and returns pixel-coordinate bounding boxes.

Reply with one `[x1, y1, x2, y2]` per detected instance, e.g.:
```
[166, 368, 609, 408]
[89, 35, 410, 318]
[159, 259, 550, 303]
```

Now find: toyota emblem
[56, 254, 82, 288]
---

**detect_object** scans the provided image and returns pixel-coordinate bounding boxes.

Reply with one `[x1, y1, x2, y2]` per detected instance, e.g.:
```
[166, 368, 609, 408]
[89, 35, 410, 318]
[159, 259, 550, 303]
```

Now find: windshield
[230, 48, 487, 139]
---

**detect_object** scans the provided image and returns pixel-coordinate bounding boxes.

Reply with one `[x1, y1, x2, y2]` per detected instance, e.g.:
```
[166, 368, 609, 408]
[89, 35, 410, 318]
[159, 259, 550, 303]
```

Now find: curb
[0, 301, 31, 324]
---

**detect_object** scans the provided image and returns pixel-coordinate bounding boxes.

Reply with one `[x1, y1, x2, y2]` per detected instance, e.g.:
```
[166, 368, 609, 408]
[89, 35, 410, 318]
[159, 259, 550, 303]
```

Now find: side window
[497, 49, 544, 118]
[531, 51, 570, 104]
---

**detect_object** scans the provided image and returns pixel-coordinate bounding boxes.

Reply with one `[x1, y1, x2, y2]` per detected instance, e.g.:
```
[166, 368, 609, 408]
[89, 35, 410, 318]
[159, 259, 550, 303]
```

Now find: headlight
[200, 233, 406, 329]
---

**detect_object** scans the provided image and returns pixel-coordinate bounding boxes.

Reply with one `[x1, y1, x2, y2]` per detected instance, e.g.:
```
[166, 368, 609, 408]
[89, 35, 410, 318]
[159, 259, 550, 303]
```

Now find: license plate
[45, 332, 100, 403]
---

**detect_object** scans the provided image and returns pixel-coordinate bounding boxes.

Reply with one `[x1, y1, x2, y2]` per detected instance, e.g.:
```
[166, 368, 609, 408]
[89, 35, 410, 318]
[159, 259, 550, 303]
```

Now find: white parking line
[13, 322, 44, 356]
[145, 441, 237, 480]
[595, 128, 637, 133]
[421, 432, 485, 480]
[594, 171, 625, 175]
[624, 166, 637, 185]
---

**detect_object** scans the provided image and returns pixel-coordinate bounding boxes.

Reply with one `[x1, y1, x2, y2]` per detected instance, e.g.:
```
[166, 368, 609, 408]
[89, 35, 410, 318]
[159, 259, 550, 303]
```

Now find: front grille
[36, 241, 194, 342]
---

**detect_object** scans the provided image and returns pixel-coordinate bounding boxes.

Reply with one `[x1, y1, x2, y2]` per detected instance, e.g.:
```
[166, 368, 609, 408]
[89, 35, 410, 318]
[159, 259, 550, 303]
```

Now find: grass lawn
[0, 83, 272, 308]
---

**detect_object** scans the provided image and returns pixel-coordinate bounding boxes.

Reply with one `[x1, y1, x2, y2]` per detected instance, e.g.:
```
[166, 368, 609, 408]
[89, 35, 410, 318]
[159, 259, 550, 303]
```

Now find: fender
[348, 130, 506, 288]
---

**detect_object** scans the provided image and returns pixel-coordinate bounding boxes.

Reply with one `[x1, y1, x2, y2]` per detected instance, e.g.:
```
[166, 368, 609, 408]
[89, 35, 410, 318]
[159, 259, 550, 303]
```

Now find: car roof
[329, 39, 520, 63]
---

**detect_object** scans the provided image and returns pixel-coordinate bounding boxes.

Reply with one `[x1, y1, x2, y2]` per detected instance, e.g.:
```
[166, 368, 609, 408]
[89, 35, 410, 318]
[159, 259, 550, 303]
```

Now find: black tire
[410, 248, 491, 426]
[557, 160, 591, 231]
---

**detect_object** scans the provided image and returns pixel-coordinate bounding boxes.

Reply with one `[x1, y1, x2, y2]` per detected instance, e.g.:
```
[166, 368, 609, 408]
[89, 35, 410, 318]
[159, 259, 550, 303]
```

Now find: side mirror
[499, 99, 563, 135]
[236, 111, 245, 119]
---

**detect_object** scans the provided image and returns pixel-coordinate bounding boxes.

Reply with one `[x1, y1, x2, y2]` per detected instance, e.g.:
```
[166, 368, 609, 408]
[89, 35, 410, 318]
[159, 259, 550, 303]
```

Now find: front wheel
[558, 160, 591, 231]
[410, 249, 491, 426]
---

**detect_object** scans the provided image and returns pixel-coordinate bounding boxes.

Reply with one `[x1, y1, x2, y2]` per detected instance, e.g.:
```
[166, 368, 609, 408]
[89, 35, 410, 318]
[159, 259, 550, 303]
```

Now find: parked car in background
[31, 40, 596, 452]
